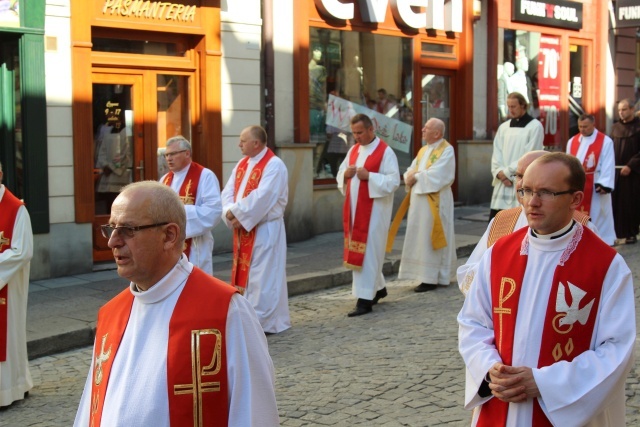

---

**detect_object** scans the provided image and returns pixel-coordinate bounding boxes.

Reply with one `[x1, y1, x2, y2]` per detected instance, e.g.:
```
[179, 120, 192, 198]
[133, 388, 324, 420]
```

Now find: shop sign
[101, 0, 197, 22]
[0, 0, 20, 28]
[537, 35, 561, 147]
[315, 0, 463, 33]
[512, 0, 582, 30]
[616, 0, 640, 29]
[326, 94, 412, 154]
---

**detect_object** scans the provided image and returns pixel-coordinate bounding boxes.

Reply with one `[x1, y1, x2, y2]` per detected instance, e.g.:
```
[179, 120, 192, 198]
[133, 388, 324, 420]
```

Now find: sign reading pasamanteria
[98, 0, 199, 25]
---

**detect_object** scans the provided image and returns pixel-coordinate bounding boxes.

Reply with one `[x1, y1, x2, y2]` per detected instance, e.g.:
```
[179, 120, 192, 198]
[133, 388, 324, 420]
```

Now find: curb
[26, 243, 478, 360]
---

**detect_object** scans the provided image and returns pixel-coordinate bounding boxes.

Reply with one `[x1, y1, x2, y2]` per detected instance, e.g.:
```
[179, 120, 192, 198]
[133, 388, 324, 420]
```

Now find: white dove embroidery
[555, 281, 595, 327]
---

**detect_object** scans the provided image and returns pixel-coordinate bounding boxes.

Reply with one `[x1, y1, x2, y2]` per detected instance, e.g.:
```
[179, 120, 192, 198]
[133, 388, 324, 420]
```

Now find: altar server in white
[160, 135, 222, 275]
[221, 125, 290, 334]
[0, 162, 33, 408]
[396, 118, 456, 292]
[74, 181, 279, 426]
[489, 92, 543, 220]
[566, 114, 616, 245]
[458, 153, 635, 426]
[337, 114, 400, 317]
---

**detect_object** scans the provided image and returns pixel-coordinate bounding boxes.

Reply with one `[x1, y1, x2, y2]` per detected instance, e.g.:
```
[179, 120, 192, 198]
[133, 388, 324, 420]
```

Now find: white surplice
[221, 147, 291, 334]
[0, 185, 33, 407]
[490, 118, 544, 210]
[457, 208, 599, 296]
[398, 140, 457, 286]
[458, 225, 635, 426]
[566, 130, 617, 245]
[161, 163, 222, 275]
[74, 256, 279, 426]
[336, 138, 400, 300]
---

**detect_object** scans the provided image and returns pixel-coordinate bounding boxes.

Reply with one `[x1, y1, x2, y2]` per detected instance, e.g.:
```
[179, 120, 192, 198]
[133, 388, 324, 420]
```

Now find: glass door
[421, 73, 451, 141]
[91, 74, 144, 261]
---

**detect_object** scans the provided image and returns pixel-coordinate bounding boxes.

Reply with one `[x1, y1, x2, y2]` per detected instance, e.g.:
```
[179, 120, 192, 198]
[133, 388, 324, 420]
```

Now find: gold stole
[0, 189, 22, 362]
[386, 139, 450, 252]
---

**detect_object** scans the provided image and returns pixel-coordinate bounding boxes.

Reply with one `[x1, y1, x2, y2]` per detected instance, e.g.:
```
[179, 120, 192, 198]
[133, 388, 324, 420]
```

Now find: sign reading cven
[512, 0, 582, 30]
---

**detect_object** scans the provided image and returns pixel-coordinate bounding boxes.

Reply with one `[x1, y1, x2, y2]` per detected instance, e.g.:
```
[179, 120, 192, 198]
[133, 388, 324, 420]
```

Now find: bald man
[458, 150, 596, 295]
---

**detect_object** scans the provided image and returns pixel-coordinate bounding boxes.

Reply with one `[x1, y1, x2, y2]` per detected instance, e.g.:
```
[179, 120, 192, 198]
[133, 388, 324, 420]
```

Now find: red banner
[537, 35, 562, 147]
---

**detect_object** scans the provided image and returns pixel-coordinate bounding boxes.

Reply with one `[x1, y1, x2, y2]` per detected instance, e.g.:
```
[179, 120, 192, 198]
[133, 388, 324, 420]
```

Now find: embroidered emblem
[94, 334, 112, 386]
[174, 329, 222, 427]
[0, 231, 10, 251]
[494, 277, 517, 352]
[555, 281, 594, 328]
[182, 180, 195, 205]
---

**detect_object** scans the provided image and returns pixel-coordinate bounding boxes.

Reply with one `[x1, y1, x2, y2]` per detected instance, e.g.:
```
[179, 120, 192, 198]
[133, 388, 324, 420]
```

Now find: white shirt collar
[130, 255, 193, 304]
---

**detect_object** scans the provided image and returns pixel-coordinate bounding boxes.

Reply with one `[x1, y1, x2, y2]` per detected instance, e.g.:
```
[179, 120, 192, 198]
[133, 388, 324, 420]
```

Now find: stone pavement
[25, 205, 491, 360]
[4, 240, 640, 426]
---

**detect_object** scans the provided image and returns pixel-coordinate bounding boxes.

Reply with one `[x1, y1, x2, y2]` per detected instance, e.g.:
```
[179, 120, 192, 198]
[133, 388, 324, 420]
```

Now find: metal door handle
[136, 160, 144, 181]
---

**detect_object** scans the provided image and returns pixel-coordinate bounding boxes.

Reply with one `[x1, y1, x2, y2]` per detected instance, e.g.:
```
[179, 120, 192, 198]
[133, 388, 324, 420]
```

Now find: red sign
[537, 35, 562, 147]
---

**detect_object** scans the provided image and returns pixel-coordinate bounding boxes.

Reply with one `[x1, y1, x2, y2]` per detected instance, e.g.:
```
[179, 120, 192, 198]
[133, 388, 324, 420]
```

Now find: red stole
[0, 188, 23, 361]
[89, 268, 236, 427]
[569, 131, 605, 215]
[478, 225, 615, 427]
[230, 148, 275, 293]
[162, 162, 204, 260]
[342, 140, 388, 270]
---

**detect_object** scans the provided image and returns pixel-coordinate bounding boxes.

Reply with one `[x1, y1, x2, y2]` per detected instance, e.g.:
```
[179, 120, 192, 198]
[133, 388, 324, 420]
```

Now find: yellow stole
[386, 140, 450, 252]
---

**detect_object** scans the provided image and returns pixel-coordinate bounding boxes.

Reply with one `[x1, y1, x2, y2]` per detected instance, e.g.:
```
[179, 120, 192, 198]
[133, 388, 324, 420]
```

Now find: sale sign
[537, 34, 562, 147]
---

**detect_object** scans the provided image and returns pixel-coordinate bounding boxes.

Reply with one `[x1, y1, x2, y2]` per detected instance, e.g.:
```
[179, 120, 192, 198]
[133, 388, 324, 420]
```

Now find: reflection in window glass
[309, 28, 413, 179]
[156, 75, 191, 177]
[569, 44, 586, 137]
[498, 29, 567, 149]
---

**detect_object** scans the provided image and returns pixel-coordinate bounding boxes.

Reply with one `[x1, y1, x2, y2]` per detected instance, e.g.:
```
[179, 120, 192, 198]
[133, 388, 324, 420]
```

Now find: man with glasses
[74, 181, 279, 426]
[160, 136, 222, 275]
[457, 150, 593, 296]
[566, 114, 616, 245]
[458, 152, 635, 426]
[0, 162, 33, 408]
[221, 126, 290, 334]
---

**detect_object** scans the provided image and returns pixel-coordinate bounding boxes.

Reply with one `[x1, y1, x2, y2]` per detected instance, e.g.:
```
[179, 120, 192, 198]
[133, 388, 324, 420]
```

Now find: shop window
[92, 37, 186, 57]
[309, 28, 413, 180]
[497, 29, 567, 149]
[569, 44, 586, 137]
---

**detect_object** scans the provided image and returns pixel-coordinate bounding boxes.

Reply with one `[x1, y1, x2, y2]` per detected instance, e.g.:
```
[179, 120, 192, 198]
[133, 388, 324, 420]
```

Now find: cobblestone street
[3, 245, 640, 426]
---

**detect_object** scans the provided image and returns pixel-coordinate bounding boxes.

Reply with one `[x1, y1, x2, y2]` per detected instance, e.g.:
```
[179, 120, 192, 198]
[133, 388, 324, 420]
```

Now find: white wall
[220, 1, 263, 187]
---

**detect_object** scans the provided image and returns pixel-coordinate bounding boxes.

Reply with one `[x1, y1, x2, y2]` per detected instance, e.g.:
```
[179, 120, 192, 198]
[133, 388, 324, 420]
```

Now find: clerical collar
[427, 138, 444, 146]
[510, 113, 534, 128]
[130, 255, 192, 303]
[531, 220, 575, 240]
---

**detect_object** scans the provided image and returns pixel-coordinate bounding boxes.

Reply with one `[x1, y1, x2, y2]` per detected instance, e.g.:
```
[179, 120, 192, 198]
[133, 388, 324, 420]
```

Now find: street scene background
[2, 242, 640, 427]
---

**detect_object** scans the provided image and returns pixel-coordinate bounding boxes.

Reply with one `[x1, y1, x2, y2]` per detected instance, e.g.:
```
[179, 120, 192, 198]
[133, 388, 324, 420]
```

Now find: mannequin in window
[509, 56, 533, 107]
[498, 62, 515, 122]
[310, 47, 328, 176]
[337, 54, 364, 103]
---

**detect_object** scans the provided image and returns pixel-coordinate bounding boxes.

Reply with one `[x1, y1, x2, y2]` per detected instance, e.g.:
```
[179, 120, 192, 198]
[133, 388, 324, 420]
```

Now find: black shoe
[626, 236, 637, 244]
[348, 299, 373, 317]
[372, 288, 388, 305]
[414, 283, 438, 293]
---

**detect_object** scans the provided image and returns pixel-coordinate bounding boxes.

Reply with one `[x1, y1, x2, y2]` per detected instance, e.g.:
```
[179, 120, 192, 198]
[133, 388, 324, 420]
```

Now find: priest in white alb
[221, 125, 290, 334]
[160, 135, 222, 275]
[458, 153, 635, 426]
[0, 162, 33, 408]
[74, 181, 279, 426]
[392, 118, 456, 292]
[566, 114, 616, 245]
[337, 114, 400, 317]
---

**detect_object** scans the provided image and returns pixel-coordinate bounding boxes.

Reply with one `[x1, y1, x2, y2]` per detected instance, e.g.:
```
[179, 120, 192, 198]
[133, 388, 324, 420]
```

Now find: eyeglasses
[100, 223, 168, 239]
[163, 150, 187, 159]
[517, 188, 575, 201]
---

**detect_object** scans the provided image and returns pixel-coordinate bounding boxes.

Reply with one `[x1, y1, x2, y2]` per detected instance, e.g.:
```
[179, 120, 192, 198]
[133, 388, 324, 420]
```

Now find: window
[309, 28, 413, 179]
